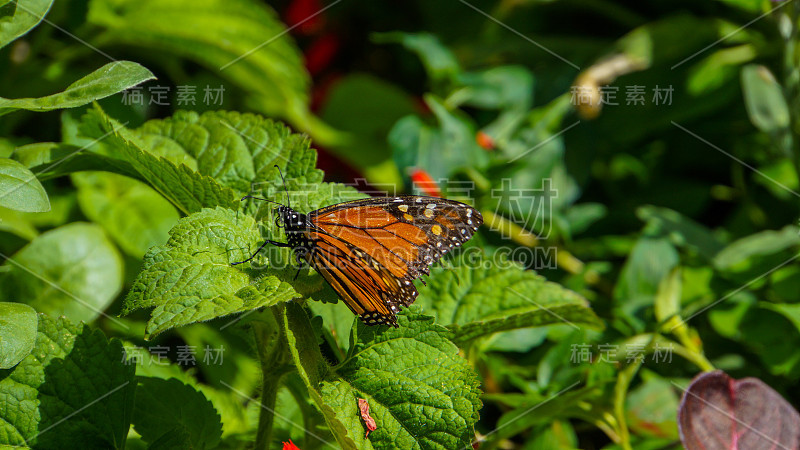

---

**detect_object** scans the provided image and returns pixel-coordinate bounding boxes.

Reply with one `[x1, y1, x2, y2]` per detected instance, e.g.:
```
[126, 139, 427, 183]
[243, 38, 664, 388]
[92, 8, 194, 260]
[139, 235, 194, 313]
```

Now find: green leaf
[456, 65, 534, 109]
[713, 226, 800, 272]
[87, 0, 311, 127]
[132, 377, 222, 449]
[613, 236, 679, 331]
[638, 205, 724, 261]
[0, 0, 54, 49]
[292, 304, 483, 449]
[741, 64, 790, 134]
[73, 172, 179, 257]
[373, 32, 460, 84]
[654, 267, 682, 327]
[123, 207, 299, 338]
[0, 302, 37, 369]
[79, 106, 239, 215]
[415, 253, 603, 345]
[0, 222, 123, 323]
[0, 61, 155, 116]
[0, 314, 136, 447]
[0, 157, 50, 212]
[626, 374, 679, 439]
[130, 110, 323, 193]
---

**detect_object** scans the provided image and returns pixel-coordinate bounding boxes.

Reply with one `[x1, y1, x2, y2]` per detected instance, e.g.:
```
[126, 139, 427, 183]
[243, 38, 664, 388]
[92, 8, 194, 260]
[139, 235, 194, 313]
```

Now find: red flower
[282, 440, 301, 450]
[409, 168, 442, 197]
[476, 131, 495, 150]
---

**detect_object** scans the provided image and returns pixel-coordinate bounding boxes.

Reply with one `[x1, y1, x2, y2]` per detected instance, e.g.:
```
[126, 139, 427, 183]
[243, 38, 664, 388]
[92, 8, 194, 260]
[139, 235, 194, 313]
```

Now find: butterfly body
[244, 195, 483, 327]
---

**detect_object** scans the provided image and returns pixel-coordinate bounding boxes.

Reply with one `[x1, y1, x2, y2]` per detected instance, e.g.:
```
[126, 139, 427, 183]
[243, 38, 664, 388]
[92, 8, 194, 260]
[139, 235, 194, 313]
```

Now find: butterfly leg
[293, 249, 308, 280]
[231, 239, 291, 266]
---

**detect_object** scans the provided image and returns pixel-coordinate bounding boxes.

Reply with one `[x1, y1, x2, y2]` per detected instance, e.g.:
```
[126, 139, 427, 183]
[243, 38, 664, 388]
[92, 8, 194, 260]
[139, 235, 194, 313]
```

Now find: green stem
[252, 308, 290, 450]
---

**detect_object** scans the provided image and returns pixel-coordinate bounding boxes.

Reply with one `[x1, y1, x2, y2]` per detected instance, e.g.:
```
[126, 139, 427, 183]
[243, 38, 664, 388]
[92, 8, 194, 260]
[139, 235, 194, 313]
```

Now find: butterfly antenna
[274, 164, 291, 209]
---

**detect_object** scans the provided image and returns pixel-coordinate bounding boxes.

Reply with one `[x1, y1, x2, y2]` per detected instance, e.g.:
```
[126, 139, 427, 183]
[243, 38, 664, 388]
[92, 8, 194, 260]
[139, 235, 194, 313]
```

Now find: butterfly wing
[303, 196, 482, 326]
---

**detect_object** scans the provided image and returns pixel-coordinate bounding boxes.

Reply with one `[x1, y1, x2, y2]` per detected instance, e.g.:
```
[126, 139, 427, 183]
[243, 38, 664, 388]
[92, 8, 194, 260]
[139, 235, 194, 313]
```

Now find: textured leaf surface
[130, 110, 323, 193]
[0, 223, 123, 323]
[415, 254, 603, 345]
[87, 0, 310, 123]
[0, 314, 136, 447]
[0, 0, 54, 49]
[79, 106, 238, 215]
[0, 157, 49, 212]
[123, 207, 299, 337]
[132, 377, 222, 449]
[283, 304, 482, 450]
[326, 308, 483, 449]
[0, 302, 37, 369]
[0, 61, 154, 116]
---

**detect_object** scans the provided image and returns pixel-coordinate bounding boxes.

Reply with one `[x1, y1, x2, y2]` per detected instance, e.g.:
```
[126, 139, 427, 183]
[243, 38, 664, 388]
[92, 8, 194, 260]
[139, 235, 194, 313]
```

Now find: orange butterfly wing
[302, 196, 482, 326]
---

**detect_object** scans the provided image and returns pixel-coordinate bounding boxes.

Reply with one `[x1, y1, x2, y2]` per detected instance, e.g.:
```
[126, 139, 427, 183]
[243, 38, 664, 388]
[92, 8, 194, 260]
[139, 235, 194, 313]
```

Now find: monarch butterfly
[233, 167, 483, 327]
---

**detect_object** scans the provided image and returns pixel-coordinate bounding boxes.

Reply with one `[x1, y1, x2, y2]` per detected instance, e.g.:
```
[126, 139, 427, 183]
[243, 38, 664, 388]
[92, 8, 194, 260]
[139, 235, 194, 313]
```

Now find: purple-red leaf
[678, 370, 800, 450]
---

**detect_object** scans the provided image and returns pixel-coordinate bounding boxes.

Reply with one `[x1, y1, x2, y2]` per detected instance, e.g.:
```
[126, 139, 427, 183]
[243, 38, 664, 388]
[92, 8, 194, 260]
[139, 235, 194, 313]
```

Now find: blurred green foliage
[2, 0, 800, 448]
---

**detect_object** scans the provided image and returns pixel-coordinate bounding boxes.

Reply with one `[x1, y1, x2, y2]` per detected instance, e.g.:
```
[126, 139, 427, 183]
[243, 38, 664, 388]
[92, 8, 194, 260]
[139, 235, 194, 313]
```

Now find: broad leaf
[122, 207, 299, 338]
[637, 205, 724, 261]
[0, 314, 136, 447]
[0, 222, 123, 323]
[678, 370, 800, 450]
[132, 377, 222, 449]
[0, 302, 37, 369]
[283, 303, 483, 449]
[741, 65, 790, 134]
[87, 0, 311, 126]
[0, 157, 49, 212]
[79, 106, 239, 215]
[0, 0, 54, 49]
[0, 61, 154, 116]
[712, 226, 800, 273]
[73, 172, 179, 257]
[415, 253, 603, 345]
[130, 110, 323, 193]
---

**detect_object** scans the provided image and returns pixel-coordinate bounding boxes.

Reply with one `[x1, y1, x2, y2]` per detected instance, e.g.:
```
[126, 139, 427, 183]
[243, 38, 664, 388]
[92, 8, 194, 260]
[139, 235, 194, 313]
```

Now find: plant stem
[252, 308, 289, 450]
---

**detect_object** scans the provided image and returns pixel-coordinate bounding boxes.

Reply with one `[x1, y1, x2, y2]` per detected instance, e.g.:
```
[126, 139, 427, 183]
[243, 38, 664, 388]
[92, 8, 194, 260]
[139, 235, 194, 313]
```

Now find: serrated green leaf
[284, 303, 483, 449]
[0, 61, 154, 116]
[0, 157, 49, 212]
[326, 308, 482, 449]
[73, 172, 179, 257]
[123, 207, 299, 338]
[131, 110, 323, 193]
[0, 314, 136, 447]
[0, 0, 54, 49]
[132, 377, 222, 449]
[87, 0, 311, 125]
[415, 254, 603, 345]
[0, 223, 123, 323]
[0, 301, 37, 369]
[79, 106, 238, 215]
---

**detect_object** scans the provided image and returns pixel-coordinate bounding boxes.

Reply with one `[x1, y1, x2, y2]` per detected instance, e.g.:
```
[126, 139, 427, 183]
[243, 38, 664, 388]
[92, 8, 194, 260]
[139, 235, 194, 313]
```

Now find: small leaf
[0, 301, 37, 369]
[373, 32, 460, 83]
[0, 314, 136, 447]
[638, 205, 725, 261]
[0, 222, 123, 323]
[741, 65, 790, 134]
[415, 253, 603, 345]
[679, 370, 800, 449]
[123, 207, 299, 338]
[0, 157, 49, 212]
[132, 377, 222, 449]
[0, 0, 54, 49]
[712, 226, 800, 272]
[654, 267, 682, 326]
[0, 61, 154, 116]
